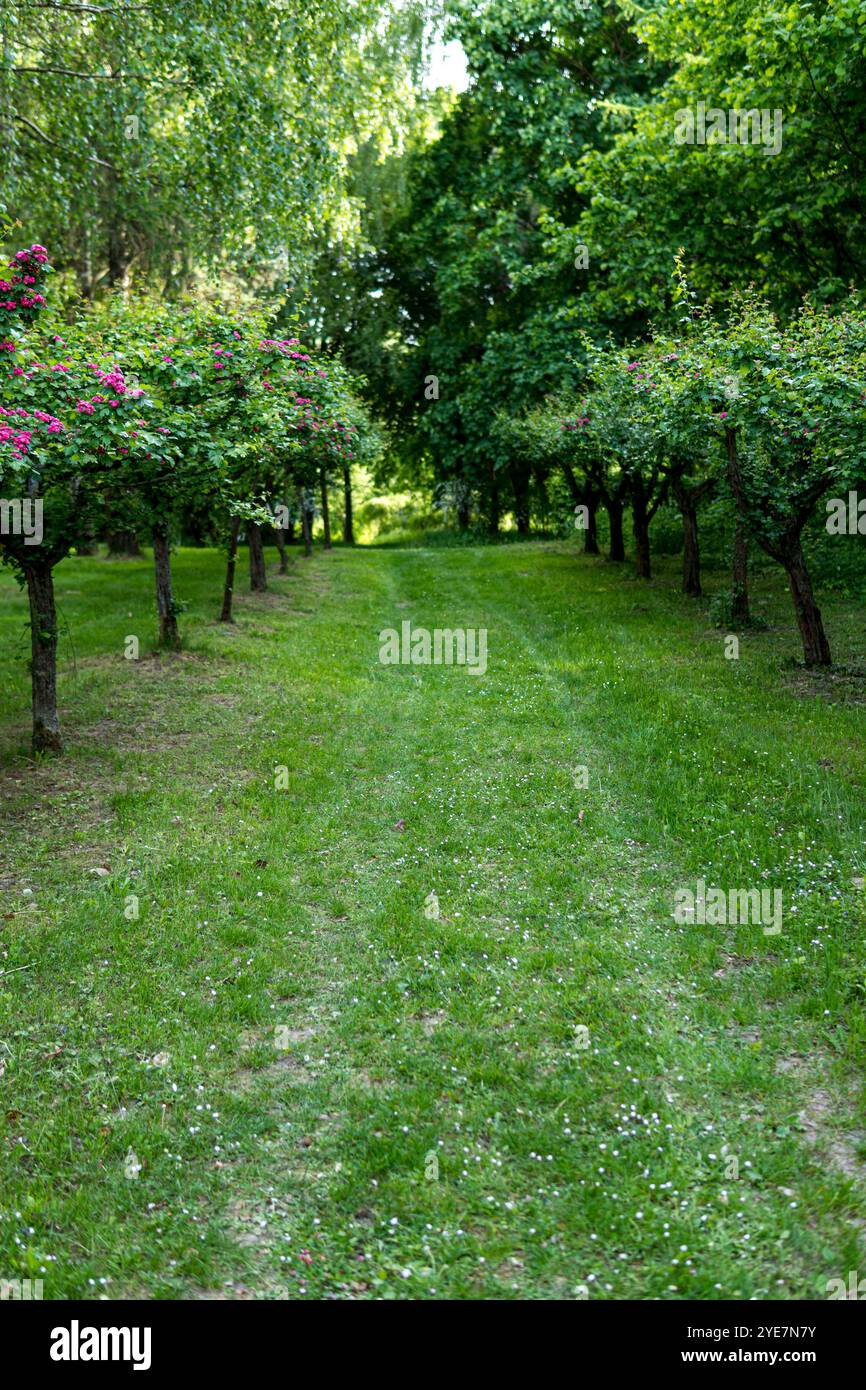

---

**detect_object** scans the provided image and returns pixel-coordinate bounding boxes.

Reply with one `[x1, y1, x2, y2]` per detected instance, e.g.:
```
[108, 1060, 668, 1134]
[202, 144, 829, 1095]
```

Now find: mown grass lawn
[0, 540, 864, 1300]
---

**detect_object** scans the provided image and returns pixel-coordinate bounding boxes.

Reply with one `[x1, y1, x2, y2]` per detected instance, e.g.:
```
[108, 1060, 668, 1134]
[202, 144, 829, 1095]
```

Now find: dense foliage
[1, 0, 426, 293]
[0, 242, 378, 748]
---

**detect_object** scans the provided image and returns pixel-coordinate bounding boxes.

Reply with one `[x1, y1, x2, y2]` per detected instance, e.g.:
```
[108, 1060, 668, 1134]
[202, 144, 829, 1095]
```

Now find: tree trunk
[25, 561, 62, 754]
[680, 498, 701, 596]
[725, 427, 829, 663]
[274, 525, 289, 574]
[299, 489, 313, 557]
[106, 529, 142, 558]
[152, 524, 180, 649]
[606, 497, 625, 562]
[342, 465, 354, 545]
[220, 515, 240, 622]
[673, 476, 713, 596]
[731, 517, 750, 623]
[784, 541, 832, 666]
[632, 497, 651, 579]
[107, 219, 128, 291]
[248, 522, 267, 591]
[106, 195, 131, 295]
[320, 470, 332, 550]
[487, 460, 500, 535]
[583, 491, 599, 555]
[512, 465, 530, 535]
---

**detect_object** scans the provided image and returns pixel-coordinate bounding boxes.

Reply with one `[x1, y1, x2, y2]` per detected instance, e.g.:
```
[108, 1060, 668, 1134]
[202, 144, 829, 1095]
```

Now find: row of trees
[0, 243, 380, 754]
[499, 268, 866, 668]
[305, 1, 866, 539]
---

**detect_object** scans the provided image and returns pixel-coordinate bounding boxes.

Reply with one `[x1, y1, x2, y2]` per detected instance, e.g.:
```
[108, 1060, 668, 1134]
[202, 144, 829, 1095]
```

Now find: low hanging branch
[13, 113, 120, 172]
[13, 3, 151, 14]
[13, 66, 192, 86]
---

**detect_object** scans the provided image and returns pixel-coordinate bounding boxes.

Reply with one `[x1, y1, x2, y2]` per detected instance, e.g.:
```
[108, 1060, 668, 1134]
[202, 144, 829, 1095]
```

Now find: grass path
[0, 542, 864, 1299]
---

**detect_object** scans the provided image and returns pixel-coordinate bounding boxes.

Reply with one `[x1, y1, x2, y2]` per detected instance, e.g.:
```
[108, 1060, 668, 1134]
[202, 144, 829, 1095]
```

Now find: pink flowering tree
[0, 246, 103, 750]
[245, 332, 317, 582]
[16, 326, 184, 647]
[0, 244, 69, 752]
[99, 299, 272, 632]
[288, 357, 372, 554]
[1, 244, 184, 746]
[78, 363, 183, 647]
[0, 403, 68, 752]
[0, 243, 50, 339]
[257, 350, 380, 558]
[97, 299, 325, 624]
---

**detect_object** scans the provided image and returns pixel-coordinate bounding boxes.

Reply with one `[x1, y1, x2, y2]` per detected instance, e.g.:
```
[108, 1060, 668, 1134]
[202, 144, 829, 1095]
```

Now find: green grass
[0, 540, 864, 1300]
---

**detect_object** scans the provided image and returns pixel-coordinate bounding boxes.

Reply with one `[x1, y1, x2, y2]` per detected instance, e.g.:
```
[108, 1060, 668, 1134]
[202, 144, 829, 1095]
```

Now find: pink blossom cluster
[76, 395, 123, 414]
[1, 246, 50, 326]
[13, 245, 48, 266]
[1, 294, 46, 311]
[1, 404, 63, 458]
[258, 337, 311, 362]
[8, 360, 72, 379]
[90, 366, 141, 397]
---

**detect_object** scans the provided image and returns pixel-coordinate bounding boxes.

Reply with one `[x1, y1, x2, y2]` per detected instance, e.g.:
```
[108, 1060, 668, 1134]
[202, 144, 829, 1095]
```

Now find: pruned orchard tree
[564, 340, 672, 580]
[1, 244, 82, 752]
[286, 356, 380, 555]
[708, 293, 866, 666]
[114, 300, 300, 629]
[1, 245, 178, 747]
[495, 404, 600, 554]
[621, 326, 720, 598]
[0, 399, 69, 754]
